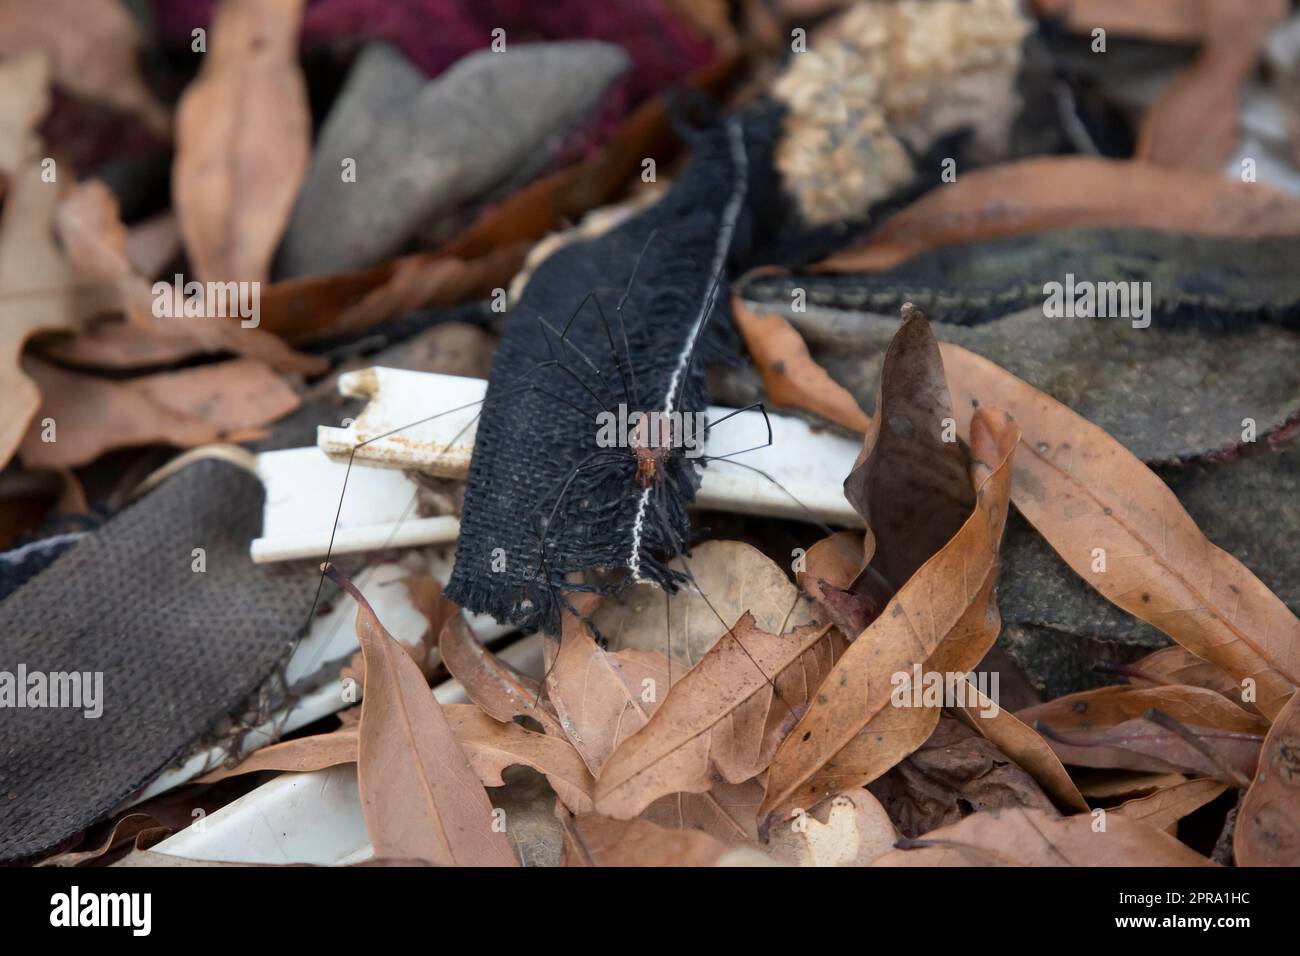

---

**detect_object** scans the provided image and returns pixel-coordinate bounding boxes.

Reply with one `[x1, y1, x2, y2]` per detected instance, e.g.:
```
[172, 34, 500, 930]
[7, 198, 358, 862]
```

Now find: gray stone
[278, 41, 628, 278]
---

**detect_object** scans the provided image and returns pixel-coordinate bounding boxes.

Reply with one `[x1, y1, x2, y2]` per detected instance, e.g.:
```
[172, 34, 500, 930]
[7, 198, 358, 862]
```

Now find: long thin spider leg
[694, 455, 837, 538]
[586, 294, 634, 408]
[649, 496, 791, 710]
[525, 451, 627, 615]
[703, 401, 773, 437]
[310, 371, 573, 624]
[538, 308, 621, 407]
[531, 358, 614, 416]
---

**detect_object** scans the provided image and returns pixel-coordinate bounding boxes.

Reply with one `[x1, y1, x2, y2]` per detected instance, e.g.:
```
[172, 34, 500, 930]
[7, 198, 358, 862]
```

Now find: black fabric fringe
[447, 108, 782, 634]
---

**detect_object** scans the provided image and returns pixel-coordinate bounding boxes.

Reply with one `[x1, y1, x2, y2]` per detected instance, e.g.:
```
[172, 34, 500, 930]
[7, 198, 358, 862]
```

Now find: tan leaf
[844, 303, 974, 591]
[1113, 778, 1227, 832]
[594, 613, 844, 819]
[197, 705, 594, 815]
[796, 530, 876, 636]
[0, 0, 169, 135]
[640, 778, 765, 845]
[731, 290, 870, 433]
[1235, 688, 1300, 865]
[1019, 685, 1270, 737]
[331, 566, 517, 866]
[871, 806, 1214, 866]
[951, 684, 1090, 814]
[173, 0, 310, 285]
[590, 539, 819, 673]
[54, 180, 325, 375]
[759, 405, 1019, 822]
[0, 53, 95, 471]
[544, 609, 670, 777]
[0, 52, 50, 181]
[1030, 0, 1286, 43]
[18, 356, 300, 468]
[940, 342, 1300, 721]
[443, 704, 594, 814]
[1134, 1, 1275, 171]
[197, 729, 359, 784]
[438, 613, 564, 737]
[1039, 716, 1262, 782]
[1116, 646, 1260, 714]
[815, 157, 1300, 273]
[768, 791, 898, 867]
[562, 815, 740, 867]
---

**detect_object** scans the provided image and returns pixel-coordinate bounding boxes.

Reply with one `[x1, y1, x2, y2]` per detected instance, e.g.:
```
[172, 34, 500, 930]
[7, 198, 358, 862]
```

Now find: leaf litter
[8, 0, 1299, 874]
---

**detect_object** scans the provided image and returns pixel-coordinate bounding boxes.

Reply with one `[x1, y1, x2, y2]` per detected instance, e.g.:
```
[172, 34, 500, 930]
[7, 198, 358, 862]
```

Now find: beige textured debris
[774, 0, 1031, 225]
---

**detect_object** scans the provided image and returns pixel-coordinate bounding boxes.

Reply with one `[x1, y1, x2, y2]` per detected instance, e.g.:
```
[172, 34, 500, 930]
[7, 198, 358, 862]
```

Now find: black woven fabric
[0, 459, 317, 864]
[447, 110, 781, 634]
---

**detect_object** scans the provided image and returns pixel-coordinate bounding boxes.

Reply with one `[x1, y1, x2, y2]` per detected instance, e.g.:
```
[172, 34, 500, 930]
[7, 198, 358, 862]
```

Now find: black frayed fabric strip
[0, 460, 318, 864]
[447, 110, 782, 635]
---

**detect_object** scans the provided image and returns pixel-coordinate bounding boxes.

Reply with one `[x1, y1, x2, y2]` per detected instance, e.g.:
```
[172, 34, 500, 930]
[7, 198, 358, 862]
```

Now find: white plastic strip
[313, 367, 862, 533]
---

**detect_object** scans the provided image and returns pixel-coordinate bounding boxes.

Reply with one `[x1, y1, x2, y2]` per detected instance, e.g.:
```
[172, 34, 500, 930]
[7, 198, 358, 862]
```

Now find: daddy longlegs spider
[307, 227, 835, 719]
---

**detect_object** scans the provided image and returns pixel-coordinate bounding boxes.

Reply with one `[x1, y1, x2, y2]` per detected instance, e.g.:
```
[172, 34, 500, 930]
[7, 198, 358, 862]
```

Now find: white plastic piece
[317, 367, 862, 527]
[250, 446, 458, 563]
[149, 634, 545, 865]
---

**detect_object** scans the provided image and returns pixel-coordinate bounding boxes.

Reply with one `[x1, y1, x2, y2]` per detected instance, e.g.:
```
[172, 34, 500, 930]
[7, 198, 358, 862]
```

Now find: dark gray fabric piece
[0, 459, 317, 864]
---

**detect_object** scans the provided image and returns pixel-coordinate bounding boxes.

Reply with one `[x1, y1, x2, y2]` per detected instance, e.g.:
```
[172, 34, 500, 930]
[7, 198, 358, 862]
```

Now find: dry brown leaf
[563, 815, 741, 867]
[443, 704, 594, 814]
[797, 530, 876, 636]
[1019, 685, 1269, 737]
[871, 806, 1214, 866]
[1116, 646, 1261, 714]
[55, 179, 325, 375]
[731, 291, 870, 433]
[951, 685, 1090, 814]
[1039, 716, 1262, 782]
[125, 211, 182, 280]
[640, 778, 766, 845]
[941, 342, 1300, 721]
[759, 405, 1019, 823]
[197, 729, 359, 784]
[844, 303, 974, 591]
[1031, 0, 1286, 43]
[1235, 687, 1300, 865]
[197, 705, 594, 814]
[331, 567, 517, 867]
[173, 0, 310, 285]
[590, 539, 819, 673]
[438, 613, 565, 737]
[544, 609, 671, 777]
[594, 613, 844, 819]
[767, 791, 898, 866]
[0, 53, 97, 472]
[1074, 771, 1189, 800]
[0, 53, 50, 181]
[1113, 778, 1227, 831]
[0, 0, 169, 135]
[1134, 1, 1275, 171]
[815, 157, 1300, 272]
[37, 813, 170, 867]
[18, 356, 299, 468]
[34, 319, 211, 371]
